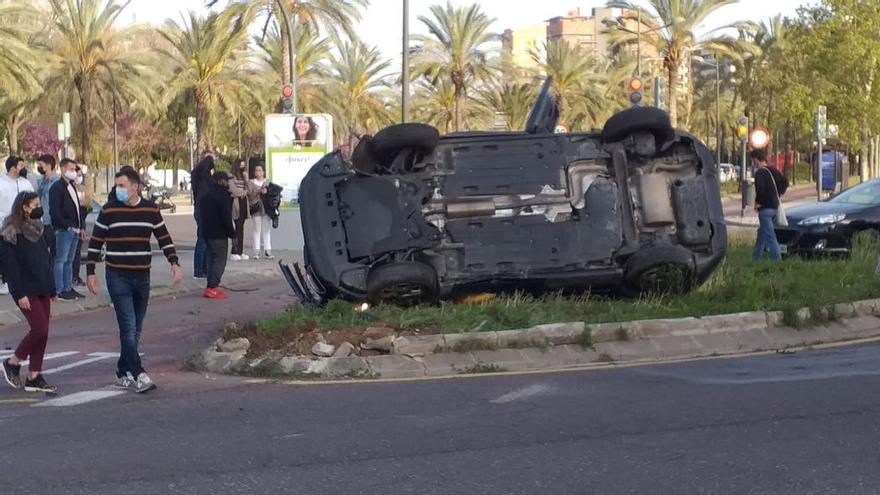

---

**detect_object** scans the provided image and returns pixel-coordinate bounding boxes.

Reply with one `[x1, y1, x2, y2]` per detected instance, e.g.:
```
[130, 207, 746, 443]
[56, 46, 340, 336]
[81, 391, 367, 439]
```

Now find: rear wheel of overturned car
[370, 123, 440, 168]
[367, 261, 439, 307]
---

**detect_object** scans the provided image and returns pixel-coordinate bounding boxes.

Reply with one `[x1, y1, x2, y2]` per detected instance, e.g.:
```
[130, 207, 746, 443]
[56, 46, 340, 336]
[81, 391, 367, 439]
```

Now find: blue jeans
[106, 269, 150, 378]
[753, 208, 782, 262]
[193, 208, 207, 277]
[54, 229, 79, 294]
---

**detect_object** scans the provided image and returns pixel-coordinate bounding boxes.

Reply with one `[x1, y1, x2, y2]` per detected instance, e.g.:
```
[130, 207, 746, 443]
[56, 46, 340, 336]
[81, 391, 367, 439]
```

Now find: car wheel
[367, 261, 439, 307]
[623, 246, 696, 296]
[602, 107, 675, 145]
[371, 124, 440, 167]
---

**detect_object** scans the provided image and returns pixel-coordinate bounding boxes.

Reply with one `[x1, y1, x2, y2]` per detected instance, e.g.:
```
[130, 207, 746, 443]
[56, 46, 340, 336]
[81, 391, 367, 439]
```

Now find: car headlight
[798, 214, 847, 226]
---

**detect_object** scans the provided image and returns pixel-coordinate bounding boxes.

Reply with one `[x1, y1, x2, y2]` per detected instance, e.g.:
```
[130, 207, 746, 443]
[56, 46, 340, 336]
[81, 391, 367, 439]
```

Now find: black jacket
[0, 232, 55, 301]
[49, 177, 82, 230]
[191, 159, 214, 206]
[755, 166, 789, 210]
[199, 182, 235, 239]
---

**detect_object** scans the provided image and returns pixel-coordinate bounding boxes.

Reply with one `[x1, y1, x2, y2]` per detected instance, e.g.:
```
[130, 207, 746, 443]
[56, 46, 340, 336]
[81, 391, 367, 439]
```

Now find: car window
[830, 180, 880, 206]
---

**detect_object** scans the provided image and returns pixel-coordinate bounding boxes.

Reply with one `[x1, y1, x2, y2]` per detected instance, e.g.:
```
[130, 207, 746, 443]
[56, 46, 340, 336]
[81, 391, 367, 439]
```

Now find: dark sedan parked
[775, 179, 880, 256]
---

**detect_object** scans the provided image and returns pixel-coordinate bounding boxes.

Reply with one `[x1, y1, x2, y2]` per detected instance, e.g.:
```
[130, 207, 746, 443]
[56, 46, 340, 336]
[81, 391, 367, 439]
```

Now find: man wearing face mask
[49, 158, 86, 301]
[0, 156, 35, 295]
[86, 168, 182, 393]
[36, 155, 59, 258]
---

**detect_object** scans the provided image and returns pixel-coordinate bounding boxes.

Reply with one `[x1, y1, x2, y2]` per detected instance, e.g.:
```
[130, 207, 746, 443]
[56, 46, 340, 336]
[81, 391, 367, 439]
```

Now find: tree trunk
[280, 15, 291, 87]
[4, 109, 23, 155]
[76, 77, 92, 165]
[195, 89, 210, 154]
[667, 63, 679, 128]
[453, 87, 462, 132]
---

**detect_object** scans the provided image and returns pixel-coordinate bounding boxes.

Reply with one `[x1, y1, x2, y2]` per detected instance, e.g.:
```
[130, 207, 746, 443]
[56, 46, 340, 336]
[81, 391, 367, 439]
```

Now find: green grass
[256, 236, 880, 336]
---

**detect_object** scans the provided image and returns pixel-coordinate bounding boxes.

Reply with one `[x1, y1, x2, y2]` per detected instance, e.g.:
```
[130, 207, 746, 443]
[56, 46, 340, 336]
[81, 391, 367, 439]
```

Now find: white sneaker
[0, 283, 8, 295]
[135, 373, 157, 394]
[252, 253, 260, 260]
[263, 251, 275, 260]
[239, 254, 249, 261]
[230, 254, 241, 261]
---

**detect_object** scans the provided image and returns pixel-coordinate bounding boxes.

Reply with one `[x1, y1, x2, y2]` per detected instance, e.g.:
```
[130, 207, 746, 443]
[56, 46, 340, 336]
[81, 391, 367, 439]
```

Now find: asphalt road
[4, 325, 880, 494]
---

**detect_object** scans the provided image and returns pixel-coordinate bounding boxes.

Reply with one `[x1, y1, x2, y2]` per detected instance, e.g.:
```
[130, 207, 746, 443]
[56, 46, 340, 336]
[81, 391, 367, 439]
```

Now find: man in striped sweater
[86, 168, 182, 393]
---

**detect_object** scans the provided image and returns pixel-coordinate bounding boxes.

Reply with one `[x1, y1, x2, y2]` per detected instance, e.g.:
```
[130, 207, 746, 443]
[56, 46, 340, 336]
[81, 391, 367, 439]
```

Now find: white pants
[252, 214, 272, 253]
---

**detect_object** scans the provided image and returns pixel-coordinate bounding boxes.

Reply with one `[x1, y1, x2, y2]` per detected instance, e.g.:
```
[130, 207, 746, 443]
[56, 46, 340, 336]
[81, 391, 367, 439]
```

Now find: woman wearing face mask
[1, 192, 58, 393]
[247, 165, 273, 259]
[228, 160, 249, 261]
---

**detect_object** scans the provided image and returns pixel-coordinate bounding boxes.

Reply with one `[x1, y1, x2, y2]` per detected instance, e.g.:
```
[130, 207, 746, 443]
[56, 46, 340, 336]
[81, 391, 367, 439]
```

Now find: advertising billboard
[265, 113, 334, 203]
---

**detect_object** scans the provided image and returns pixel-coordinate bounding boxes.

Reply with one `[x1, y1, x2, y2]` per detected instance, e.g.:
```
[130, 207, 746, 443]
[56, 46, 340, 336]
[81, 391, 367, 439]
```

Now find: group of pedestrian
[2, 157, 181, 395]
[191, 153, 276, 299]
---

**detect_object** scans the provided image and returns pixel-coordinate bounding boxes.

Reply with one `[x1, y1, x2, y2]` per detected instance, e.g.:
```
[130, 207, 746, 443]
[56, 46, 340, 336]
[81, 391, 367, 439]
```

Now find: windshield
[830, 180, 880, 206]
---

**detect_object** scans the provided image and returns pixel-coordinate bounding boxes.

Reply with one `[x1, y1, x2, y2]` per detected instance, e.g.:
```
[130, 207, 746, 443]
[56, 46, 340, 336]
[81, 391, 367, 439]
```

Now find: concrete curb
[0, 268, 281, 326]
[197, 298, 880, 380]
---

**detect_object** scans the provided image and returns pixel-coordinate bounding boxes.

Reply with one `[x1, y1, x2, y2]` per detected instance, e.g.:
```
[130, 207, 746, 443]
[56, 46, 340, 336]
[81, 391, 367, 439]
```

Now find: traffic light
[737, 116, 749, 143]
[281, 84, 294, 114]
[627, 78, 643, 106]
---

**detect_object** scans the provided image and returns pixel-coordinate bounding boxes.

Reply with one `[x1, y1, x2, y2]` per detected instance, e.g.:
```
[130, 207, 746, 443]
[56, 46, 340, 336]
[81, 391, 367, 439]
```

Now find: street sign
[63, 112, 71, 139]
[817, 105, 827, 139]
[554, 124, 569, 134]
[186, 117, 196, 138]
[828, 124, 839, 138]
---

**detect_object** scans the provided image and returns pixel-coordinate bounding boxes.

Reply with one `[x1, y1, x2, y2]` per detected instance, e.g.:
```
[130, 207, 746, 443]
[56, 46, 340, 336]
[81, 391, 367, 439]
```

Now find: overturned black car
[282, 80, 727, 306]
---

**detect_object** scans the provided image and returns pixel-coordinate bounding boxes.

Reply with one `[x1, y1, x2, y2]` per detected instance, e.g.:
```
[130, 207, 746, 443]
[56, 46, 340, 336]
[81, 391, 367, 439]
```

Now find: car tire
[351, 135, 379, 174]
[367, 261, 439, 307]
[371, 124, 440, 166]
[622, 246, 696, 296]
[602, 107, 675, 145]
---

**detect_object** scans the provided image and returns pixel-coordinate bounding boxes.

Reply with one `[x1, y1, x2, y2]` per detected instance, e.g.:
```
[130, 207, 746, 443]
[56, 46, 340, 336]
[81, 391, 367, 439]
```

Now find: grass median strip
[250, 237, 880, 339]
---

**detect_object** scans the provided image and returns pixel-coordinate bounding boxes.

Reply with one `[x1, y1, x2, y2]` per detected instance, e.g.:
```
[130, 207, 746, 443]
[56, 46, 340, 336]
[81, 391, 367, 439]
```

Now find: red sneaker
[204, 288, 227, 300]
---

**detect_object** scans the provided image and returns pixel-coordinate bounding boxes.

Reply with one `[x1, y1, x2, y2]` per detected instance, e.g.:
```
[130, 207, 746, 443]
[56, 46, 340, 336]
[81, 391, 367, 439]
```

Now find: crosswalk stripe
[19, 352, 81, 366]
[33, 390, 126, 408]
[42, 353, 119, 375]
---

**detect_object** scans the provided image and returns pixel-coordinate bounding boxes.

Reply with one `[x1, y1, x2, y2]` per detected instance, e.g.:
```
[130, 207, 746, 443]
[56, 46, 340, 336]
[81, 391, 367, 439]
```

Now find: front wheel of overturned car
[622, 247, 697, 297]
[367, 261, 439, 307]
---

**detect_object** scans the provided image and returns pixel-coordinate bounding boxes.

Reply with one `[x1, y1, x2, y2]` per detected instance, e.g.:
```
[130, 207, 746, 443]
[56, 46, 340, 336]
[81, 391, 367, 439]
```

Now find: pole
[275, 0, 297, 113]
[741, 139, 748, 216]
[636, 9, 641, 78]
[817, 137, 823, 202]
[112, 98, 119, 174]
[715, 57, 721, 166]
[189, 136, 195, 206]
[402, 0, 410, 123]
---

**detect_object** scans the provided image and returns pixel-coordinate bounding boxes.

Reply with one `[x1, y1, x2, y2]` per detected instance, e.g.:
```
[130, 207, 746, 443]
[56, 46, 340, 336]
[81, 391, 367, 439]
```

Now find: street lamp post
[274, 0, 297, 114]
[715, 56, 721, 164]
[402, 0, 410, 123]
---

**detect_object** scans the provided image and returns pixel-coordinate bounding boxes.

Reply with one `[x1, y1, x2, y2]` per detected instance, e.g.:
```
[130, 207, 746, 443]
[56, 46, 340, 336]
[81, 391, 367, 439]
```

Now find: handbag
[763, 168, 788, 226]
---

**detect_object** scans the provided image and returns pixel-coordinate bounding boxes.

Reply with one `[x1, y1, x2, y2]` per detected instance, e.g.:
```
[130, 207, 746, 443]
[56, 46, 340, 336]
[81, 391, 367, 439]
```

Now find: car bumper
[774, 225, 852, 256]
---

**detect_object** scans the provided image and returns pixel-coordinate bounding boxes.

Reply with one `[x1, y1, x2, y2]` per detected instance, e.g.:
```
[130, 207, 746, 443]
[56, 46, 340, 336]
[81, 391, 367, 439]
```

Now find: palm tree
[0, 0, 44, 154]
[45, 0, 145, 166]
[214, 0, 368, 88]
[321, 38, 394, 150]
[532, 41, 610, 130]
[606, 0, 740, 128]
[479, 80, 536, 131]
[415, 2, 496, 132]
[160, 4, 258, 153]
[414, 78, 490, 133]
[256, 25, 331, 113]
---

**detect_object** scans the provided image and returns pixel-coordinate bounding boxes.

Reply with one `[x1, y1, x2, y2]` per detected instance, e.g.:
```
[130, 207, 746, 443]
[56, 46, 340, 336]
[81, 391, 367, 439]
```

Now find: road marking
[18, 351, 81, 367]
[42, 352, 119, 375]
[490, 384, 553, 404]
[0, 398, 39, 405]
[33, 390, 126, 408]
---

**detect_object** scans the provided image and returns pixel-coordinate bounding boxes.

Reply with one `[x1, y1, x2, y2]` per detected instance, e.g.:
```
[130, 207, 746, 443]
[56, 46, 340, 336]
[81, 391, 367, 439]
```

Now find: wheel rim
[379, 283, 429, 305]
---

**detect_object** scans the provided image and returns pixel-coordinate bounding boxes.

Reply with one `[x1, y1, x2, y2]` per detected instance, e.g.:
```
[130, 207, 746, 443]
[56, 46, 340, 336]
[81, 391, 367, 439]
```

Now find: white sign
[264, 113, 334, 203]
[554, 124, 569, 134]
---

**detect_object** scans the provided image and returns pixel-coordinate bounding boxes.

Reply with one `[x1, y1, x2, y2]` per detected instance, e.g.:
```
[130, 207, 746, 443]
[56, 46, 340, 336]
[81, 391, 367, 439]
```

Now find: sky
[130, 0, 810, 62]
